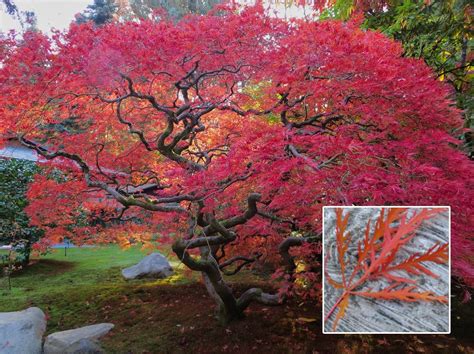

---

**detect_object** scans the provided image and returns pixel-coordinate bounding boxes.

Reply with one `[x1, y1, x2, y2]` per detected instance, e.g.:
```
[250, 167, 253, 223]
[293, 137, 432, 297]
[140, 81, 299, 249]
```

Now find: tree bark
[173, 239, 282, 323]
[199, 247, 243, 323]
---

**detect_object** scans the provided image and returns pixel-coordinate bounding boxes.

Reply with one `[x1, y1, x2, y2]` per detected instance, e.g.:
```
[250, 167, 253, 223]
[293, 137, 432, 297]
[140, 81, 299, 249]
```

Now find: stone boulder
[43, 323, 114, 354]
[121, 252, 173, 280]
[0, 307, 46, 354]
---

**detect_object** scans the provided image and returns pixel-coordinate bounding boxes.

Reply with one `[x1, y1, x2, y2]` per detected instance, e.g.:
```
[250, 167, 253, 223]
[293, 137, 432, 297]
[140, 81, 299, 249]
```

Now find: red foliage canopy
[1, 5, 472, 299]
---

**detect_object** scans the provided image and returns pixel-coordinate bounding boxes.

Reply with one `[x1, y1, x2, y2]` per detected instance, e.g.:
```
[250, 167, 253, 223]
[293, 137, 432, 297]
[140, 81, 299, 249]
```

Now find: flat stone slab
[122, 252, 173, 280]
[0, 307, 46, 354]
[44, 323, 114, 354]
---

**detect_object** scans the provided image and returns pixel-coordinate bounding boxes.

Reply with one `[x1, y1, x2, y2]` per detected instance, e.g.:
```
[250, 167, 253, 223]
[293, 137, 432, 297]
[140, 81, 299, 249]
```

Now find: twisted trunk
[200, 247, 243, 323]
[170, 193, 295, 323]
[173, 237, 282, 323]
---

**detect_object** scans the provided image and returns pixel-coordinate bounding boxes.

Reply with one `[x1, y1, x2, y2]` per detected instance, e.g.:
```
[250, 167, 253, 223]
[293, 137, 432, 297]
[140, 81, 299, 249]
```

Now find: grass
[0, 246, 190, 333]
[0, 246, 473, 353]
[0, 245, 292, 352]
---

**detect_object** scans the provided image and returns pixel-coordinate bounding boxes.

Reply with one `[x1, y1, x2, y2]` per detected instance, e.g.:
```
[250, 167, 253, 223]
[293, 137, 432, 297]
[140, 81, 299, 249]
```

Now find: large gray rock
[43, 323, 114, 354]
[0, 307, 46, 354]
[121, 252, 173, 280]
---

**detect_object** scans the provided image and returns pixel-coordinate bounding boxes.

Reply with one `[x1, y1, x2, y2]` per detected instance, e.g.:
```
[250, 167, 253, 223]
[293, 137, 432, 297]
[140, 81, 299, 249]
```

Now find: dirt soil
[98, 282, 473, 354]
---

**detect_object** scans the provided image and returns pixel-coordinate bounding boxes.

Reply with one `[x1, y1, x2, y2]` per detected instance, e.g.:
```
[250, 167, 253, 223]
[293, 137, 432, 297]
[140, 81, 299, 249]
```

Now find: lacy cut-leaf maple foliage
[0, 3, 472, 323]
[324, 207, 449, 331]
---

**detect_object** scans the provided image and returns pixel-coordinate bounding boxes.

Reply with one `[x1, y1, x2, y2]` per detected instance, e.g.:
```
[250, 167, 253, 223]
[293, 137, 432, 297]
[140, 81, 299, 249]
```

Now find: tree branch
[219, 253, 262, 276]
[18, 136, 188, 214]
[237, 288, 283, 311]
[278, 235, 321, 271]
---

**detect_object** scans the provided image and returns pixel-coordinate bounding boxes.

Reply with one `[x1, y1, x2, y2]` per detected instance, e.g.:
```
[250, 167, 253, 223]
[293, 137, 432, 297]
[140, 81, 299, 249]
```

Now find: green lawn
[1, 246, 472, 353]
[0, 246, 190, 333]
[0, 246, 284, 353]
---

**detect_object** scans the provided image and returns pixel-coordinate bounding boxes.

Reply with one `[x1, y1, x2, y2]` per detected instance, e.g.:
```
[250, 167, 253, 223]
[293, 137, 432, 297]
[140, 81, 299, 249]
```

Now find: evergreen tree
[77, 0, 118, 25]
[0, 159, 42, 266]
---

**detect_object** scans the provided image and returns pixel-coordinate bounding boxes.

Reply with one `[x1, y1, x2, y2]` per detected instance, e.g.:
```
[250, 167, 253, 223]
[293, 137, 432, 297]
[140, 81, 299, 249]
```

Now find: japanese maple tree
[0, 4, 472, 323]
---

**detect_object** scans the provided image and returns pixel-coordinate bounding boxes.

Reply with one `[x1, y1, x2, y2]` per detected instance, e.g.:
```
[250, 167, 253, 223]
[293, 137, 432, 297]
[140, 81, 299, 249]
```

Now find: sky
[0, 1, 314, 34]
[0, 0, 90, 33]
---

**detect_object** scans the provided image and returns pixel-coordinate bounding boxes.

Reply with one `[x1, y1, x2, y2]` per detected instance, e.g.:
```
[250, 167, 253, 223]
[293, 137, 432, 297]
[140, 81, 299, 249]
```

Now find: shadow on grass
[12, 259, 77, 277]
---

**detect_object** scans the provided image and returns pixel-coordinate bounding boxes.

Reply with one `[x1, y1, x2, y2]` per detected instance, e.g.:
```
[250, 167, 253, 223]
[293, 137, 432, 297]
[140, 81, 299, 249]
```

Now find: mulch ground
[96, 282, 473, 354]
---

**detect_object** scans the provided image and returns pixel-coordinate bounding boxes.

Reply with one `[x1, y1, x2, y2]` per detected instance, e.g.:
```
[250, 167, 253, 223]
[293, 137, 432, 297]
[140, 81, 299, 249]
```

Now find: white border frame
[322, 205, 451, 335]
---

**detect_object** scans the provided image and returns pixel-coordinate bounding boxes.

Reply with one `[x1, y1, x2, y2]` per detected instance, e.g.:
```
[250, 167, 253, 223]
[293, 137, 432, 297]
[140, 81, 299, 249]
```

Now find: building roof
[0, 142, 39, 161]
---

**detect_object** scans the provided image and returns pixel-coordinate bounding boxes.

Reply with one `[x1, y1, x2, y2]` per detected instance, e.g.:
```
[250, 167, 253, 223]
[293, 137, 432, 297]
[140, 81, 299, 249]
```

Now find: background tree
[1, 4, 472, 323]
[320, 0, 473, 155]
[76, 0, 118, 25]
[1, 0, 37, 31]
[77, 0, 224, 24]
[129, 0, 222, 19]
[0, 159, 43, 266]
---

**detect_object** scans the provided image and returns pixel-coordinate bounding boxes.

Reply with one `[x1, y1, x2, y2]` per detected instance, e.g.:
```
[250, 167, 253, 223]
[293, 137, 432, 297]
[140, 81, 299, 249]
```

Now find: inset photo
[322, 206, 450, 334]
